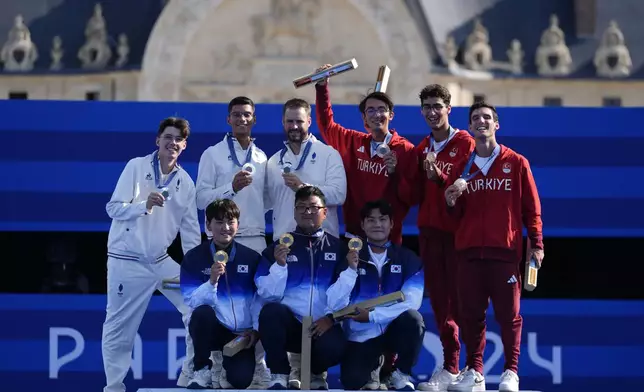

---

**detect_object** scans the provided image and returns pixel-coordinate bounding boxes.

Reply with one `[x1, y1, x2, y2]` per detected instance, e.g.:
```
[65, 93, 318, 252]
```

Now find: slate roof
[417, 0, 644, 79]
[2, 0, 643, 79]
[0, 0, 164, 74]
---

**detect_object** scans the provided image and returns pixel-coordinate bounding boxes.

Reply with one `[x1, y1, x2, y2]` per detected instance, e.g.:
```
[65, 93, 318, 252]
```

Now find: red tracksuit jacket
[399, 130, 475, 233]
[315, 84, 415, 244]
[447, 145, 544, 263]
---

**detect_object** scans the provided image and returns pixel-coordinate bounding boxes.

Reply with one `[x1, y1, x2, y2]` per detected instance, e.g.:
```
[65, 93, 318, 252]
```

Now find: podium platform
[137, 388, 541, 392]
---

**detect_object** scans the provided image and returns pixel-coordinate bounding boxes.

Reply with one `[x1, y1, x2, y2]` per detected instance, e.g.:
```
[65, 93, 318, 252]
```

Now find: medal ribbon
[226, 133, 254, 168]
[460, 147, 499, 181]
[429, 127, 457, 154]
[152, 151, 178, 189]
[279, 139, 313, 171]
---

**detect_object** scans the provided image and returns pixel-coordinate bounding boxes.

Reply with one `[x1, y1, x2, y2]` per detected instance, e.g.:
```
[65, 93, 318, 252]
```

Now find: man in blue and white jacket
[327, 199, 425, 391]
[255, 186, 348, 390]
[181, 199, 263, 389]
[102, 117, 201, 392]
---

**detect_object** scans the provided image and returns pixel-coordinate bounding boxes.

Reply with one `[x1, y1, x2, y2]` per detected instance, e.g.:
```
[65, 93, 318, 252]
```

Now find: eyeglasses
[295, 205, 325, 214]
[365, 108, 389, 116]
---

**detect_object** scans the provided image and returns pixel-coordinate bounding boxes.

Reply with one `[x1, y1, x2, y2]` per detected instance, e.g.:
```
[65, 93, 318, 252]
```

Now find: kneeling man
[181, 199, 263, 389]
[255, 186, 348, 390]
[329, 199, 426, 391]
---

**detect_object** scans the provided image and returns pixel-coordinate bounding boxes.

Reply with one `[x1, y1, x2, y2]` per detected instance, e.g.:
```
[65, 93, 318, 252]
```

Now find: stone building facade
[0, 0, 642, 107]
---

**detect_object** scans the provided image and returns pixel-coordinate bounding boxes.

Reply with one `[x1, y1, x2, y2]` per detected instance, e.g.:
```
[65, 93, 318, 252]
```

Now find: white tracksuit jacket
[265, 135, 347, 241]
[195, 134, 268, 238]
[106, 152, 202, 260]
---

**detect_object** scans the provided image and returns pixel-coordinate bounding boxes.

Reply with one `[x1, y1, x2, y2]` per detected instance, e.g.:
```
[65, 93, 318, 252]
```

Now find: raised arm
[315, 82, 366, 150]
[106, 159, 149, 220]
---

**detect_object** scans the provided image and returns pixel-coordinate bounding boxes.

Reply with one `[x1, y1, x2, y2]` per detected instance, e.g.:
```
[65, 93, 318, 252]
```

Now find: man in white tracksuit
[196, 96, 268, 254]
[195, 96, 270, 387]
[265, 98, 347, 387]
[102, 117, 202, 392]
[266, 97, 347, 242]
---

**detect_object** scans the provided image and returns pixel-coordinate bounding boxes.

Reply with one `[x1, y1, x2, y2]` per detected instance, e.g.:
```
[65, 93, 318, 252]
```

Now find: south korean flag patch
[390, 264, 402, 273]
[324, 253, 337, 261]
[237, 265, 249, 273]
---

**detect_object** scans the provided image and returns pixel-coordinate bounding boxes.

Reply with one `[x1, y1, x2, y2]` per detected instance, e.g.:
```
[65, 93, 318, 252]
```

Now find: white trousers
[231, 235, 267, 255]
[102, 256, 194, 392]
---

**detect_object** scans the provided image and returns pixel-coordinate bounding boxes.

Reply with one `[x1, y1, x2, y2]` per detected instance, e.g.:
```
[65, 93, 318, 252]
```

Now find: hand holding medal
[210, 250, 228, 284]
[275, 233, 294, 266]
[346, 237, 363, 271]
[445, 178, 467, 207]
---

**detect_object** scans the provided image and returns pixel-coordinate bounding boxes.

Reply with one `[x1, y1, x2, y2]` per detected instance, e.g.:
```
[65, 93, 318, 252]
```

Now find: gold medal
[279, 233, 294, 247]
[348, 237, 363, 251]
[214, 250, 228, 264]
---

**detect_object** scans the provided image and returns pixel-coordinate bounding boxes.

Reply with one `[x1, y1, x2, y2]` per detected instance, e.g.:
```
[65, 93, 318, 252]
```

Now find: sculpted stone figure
[1, 15, 39, 72]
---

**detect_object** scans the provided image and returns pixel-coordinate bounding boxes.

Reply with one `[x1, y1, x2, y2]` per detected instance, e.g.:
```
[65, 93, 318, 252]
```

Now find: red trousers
[457, 257, 522, 374]
[419, 228, 460, 374]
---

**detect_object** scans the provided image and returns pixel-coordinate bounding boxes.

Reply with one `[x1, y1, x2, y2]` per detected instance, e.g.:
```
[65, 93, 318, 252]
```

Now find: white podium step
[137, 389, 542, 392]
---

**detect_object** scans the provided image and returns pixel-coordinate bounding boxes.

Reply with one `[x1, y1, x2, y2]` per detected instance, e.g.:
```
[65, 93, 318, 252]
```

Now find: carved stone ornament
[50, 36, 64, 70]
[78, 3, 112, 70]
[507, 39, 524, 75]
[535, 14, 572, 76]
[1, 15, 39, 72]
[251, 0, 320, 57]
[115, 33, 129, 68]
[443, 35, 458, 67]
[463, 19, 492, 71]
[594, 20, 632, 78]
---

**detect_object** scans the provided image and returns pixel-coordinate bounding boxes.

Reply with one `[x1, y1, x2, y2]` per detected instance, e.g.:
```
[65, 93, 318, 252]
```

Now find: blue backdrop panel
[3, 100, 643, 237]
[0, 295, 642, 392]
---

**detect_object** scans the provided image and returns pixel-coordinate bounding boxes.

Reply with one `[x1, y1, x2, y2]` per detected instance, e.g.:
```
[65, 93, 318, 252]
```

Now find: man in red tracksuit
[395, 85, 475, 392]
[444, 101, 544, 392]
[314, 64, 416, 245]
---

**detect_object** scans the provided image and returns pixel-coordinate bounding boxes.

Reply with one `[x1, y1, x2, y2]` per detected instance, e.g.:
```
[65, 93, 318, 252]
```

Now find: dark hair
[418, 84, 451, 106]
[228, 96, 255, 114]
[360, 199, 393, 221]
[359, 92, 394, 114]
[468, 100, 499, 123]
[294, 185, 326, 207]
[283, 98, 311, 116]
[206, 199, 241, 222]
[157, 117, 190, 138]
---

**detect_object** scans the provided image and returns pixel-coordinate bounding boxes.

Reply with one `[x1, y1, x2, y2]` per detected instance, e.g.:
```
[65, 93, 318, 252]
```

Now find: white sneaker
[269, 373, 289, 390]
[498, 369, 519, 392]
[187, 367, 211, 389]
[249, 357, 271, 389]
[390, 369, 415, 391]
[447, 368, 485, 391]
[177, 364, 193, 387]
[289, 352, 302, 389]
[418, 369, 459, 391]
[311, 372, 329, 390]
[210, 351, 224, 388]
[362, 355, 384, 390]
